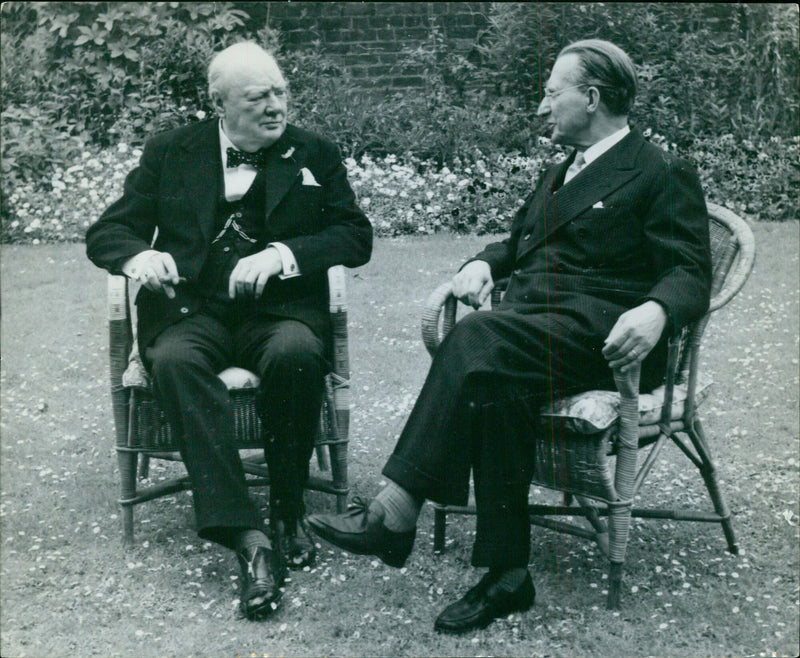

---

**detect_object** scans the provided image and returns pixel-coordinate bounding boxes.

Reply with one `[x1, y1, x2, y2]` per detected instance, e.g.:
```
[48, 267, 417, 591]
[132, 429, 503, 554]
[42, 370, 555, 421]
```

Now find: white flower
[195, 110, 207, 120]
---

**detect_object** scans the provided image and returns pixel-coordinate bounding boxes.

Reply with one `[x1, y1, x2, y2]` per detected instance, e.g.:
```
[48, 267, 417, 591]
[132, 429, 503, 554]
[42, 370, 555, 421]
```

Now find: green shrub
[478, 3, 799, 146]
[5, 131, 794, 245]
[1, 2, 797, 242]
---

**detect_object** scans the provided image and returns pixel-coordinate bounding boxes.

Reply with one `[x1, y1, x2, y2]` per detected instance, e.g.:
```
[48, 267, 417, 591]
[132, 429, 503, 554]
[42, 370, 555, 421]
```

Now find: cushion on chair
[217, 367, 261, 389]
[121, 346, 261, 392]
[540, 374, 712, 434]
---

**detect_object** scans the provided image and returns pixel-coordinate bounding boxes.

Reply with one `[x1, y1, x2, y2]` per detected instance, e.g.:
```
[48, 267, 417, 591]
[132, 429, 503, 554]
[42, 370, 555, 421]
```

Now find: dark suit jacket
[86, 120, 372, 351]
[469, 128, 711, 342]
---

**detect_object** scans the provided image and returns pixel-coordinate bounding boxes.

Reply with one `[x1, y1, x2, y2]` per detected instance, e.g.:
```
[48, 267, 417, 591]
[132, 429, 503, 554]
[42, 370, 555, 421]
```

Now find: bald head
[208, 42, 285, 101]
[207, 42, 289, 152]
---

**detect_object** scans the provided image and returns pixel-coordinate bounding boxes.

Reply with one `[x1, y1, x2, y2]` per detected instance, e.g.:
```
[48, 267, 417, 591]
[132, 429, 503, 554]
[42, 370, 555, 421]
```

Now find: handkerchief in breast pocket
[300, 167, 321, 187]
[592, 200, 605, 209]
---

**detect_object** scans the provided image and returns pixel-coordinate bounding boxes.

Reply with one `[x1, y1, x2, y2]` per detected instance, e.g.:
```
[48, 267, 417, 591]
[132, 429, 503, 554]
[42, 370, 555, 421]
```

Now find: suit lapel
[178, 121, 221, 244]
[520, 130, 645, 259]
[261, 128, 309, 224]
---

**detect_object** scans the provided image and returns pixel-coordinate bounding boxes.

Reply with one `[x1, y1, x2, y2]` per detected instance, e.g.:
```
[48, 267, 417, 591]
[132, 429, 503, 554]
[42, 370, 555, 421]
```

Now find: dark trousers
[383, 310, 664, 570]
[145, 306, 326, 549]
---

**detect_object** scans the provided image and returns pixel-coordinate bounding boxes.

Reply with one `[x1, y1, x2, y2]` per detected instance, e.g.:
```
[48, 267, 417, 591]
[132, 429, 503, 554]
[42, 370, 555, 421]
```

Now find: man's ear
[210, 91, 225, 116]
[586, 86, 602, 114]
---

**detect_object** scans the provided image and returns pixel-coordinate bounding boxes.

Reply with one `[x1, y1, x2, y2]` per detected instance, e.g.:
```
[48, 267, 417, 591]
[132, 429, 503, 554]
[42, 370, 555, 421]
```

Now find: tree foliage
[478, 3, 799, 145]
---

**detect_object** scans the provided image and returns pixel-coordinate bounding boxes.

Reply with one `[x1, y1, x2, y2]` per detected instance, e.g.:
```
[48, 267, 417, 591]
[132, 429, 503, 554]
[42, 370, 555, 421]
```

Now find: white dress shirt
[582, 124, 630, 166]
[563, 125, 631, 185]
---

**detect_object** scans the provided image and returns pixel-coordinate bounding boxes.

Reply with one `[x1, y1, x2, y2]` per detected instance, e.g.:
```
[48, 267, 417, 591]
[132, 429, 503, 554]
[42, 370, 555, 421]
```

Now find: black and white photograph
[1, 2, 798, 656]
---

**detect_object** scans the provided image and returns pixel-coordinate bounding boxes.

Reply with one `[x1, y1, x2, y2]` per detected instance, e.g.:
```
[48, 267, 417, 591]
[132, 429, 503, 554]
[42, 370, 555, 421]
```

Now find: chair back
[675, 203, 755, 383]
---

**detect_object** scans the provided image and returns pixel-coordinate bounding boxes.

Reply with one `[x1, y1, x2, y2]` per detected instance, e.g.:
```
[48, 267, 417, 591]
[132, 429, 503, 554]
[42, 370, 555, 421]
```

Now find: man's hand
[602, 300, 668, 373]
[138, 251, 181, 299]
[228, 247, 283, 300]
[451, 260, 493, 310]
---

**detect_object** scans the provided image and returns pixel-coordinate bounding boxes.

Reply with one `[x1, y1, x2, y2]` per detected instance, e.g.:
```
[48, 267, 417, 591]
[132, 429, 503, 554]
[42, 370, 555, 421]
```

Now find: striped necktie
[563, 151, 586, 184]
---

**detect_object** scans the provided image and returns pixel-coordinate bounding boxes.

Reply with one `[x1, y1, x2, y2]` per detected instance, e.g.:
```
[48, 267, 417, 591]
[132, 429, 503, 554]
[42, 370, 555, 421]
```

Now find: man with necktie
[86, 41, 372, 620]
[308, 39, 711, 633]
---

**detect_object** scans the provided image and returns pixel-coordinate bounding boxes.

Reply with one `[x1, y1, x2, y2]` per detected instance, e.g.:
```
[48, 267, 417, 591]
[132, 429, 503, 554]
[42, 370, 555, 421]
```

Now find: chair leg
[686, 419, 739, 554]
[117, 449, 138, 544]
[607, 561, 625, 609]
[576, 496, 610, 557]
[327, 441, 348, 513]
[606, 503, 633, 609]
[433, 504, 447, 553]
[139, 453, 150, 479]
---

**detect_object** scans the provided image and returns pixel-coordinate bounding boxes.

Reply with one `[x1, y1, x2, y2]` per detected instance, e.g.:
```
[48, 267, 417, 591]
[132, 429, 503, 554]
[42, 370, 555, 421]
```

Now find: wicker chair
[106, 266, 352, 543]
[421, 203, 755, 609]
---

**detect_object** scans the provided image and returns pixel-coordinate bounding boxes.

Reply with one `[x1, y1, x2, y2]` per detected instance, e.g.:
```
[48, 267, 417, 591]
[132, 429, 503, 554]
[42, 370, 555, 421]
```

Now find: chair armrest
[108, 274, 133, 447]
[611, 364, 641, 504]
[421, 282, 458, 357]
[327, 265, 350, 440]
[421, 276, 512, 356]
[108, 275, 132, 387]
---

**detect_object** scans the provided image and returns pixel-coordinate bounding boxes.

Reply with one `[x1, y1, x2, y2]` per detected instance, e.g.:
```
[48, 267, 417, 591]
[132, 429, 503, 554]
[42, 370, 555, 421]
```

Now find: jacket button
[223, 246, 231, 252]
[522, 233, 531, 241]
[180, 307, 189, 314]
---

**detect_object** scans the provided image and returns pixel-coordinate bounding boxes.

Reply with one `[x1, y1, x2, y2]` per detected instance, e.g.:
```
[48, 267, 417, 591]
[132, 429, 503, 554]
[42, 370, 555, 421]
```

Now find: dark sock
[491, 567, 530, 591]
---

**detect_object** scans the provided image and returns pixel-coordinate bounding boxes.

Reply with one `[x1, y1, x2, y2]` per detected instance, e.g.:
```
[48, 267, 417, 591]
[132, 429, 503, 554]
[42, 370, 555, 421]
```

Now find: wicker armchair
[421, 203, 755, 609]
[107, 266, 352, 543]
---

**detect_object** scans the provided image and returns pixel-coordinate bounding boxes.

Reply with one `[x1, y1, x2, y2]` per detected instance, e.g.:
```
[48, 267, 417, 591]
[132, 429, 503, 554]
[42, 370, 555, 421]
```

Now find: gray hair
[207, 41, 283, 100]
[558, 39, 637, 116]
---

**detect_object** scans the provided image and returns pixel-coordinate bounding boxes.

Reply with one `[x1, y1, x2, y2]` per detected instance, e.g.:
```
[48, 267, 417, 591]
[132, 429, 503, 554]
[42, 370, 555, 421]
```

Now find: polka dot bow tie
[227, 147, 267, 169]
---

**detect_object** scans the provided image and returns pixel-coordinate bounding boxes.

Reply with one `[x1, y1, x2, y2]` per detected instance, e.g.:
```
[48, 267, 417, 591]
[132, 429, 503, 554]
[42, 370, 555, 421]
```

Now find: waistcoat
[199, 169, 268, 304]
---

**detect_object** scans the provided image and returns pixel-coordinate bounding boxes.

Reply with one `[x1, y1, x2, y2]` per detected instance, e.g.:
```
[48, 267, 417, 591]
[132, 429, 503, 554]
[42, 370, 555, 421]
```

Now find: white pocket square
[300, 167, 321, 187]
[592, 200, 605, 209]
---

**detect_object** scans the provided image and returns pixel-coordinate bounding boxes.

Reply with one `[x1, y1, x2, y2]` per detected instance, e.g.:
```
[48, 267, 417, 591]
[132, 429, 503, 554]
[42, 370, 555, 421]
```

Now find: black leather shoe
[306, 497, 415, 568]
[271, 518, 317, 570]
[434, 570, 535, 634]
[236, 544, 286, 621]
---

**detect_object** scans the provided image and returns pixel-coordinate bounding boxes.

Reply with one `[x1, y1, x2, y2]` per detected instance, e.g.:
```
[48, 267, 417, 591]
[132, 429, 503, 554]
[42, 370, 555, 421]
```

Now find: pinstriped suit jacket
[469, 128, 711, 342]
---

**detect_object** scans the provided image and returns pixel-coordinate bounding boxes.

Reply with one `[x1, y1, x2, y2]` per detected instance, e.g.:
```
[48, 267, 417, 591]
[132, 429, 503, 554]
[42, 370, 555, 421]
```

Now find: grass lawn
[1, 223, 798, 657]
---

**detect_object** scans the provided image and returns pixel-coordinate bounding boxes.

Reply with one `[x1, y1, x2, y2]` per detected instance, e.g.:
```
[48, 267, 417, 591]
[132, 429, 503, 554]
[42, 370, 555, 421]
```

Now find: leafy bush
[1, 2, 797, 243]
[478, 3, 799, 146]
[4, 131, 795, 245]
[690, 134, 800, 222]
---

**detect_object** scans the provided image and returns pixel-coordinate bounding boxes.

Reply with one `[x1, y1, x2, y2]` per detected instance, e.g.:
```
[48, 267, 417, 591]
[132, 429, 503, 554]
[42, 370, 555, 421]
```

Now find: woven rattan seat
[421, 203, 755, 609]
[106, 266, 352, 542]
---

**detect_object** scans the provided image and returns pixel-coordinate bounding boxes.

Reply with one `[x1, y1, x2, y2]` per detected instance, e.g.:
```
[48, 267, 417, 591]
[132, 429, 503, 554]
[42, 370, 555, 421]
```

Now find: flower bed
[2, 132, 797, 244]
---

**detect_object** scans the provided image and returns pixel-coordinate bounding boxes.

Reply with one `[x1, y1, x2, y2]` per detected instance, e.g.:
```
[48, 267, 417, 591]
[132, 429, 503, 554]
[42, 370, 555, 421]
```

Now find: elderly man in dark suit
[308, 39, 710, 633]
[86, 42, 372, 620]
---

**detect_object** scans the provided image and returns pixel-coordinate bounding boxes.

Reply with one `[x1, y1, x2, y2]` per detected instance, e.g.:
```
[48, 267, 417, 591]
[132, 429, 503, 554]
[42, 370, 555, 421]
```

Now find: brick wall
[245, 2, 491, 88]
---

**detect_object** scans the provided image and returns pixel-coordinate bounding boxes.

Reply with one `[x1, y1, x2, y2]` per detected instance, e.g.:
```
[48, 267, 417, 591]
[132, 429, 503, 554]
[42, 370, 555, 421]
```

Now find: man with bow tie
[308, 39, 711, 633]
[86, 41, 372, 620]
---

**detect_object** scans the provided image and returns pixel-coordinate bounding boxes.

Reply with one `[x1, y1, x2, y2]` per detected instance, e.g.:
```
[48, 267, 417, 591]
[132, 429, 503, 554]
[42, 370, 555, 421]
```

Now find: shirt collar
[218, 120, 238, 168]
[582, 125, 630, 165]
